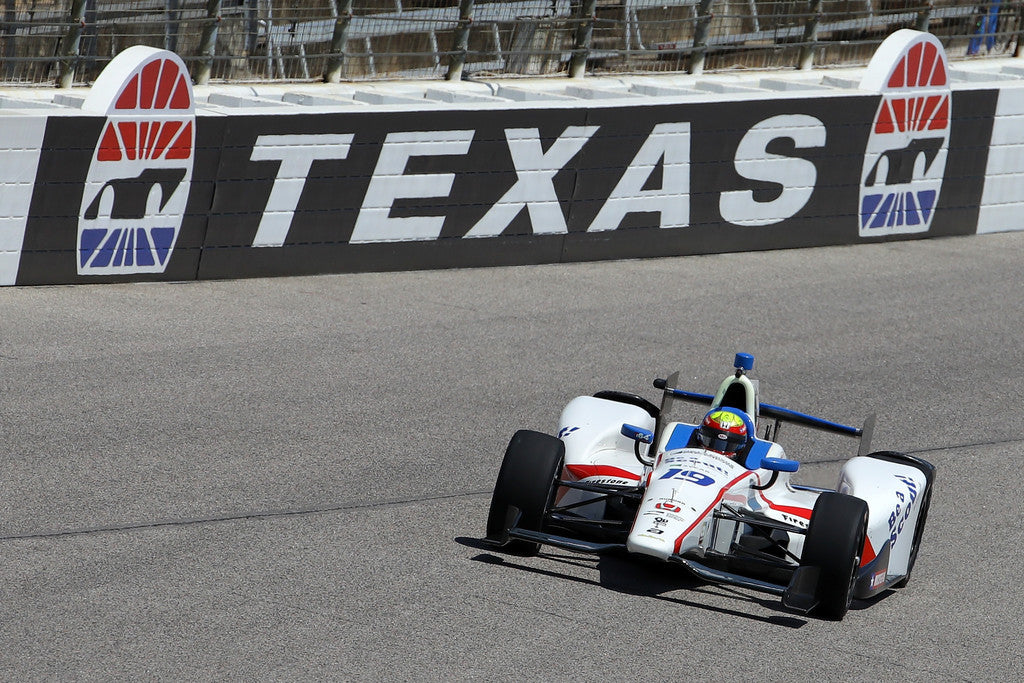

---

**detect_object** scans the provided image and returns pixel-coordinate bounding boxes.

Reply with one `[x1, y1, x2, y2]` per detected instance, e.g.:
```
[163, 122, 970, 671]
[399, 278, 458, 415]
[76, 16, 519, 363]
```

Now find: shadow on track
[456, 536, 807, 628]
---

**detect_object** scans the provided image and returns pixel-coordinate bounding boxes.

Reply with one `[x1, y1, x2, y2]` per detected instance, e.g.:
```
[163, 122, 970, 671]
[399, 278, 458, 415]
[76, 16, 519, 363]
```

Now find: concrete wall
[1, 37, 1022, 286]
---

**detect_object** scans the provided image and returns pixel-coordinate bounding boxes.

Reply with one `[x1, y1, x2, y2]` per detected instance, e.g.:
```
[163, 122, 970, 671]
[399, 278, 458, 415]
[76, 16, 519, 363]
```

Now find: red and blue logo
[859, 31, 950, 236]
[78, 47, 194, 275]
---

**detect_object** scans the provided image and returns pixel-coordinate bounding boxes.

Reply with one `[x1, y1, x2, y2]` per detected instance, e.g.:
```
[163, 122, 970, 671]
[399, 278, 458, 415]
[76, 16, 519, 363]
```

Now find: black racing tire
[892, 482, 932, 589]
[486, 430, 565, 556]
[802, 492, 869, 620]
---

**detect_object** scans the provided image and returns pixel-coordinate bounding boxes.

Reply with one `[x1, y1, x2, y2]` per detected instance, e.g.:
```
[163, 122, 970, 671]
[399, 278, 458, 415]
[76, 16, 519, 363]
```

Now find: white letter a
[588, 122, 690, 232]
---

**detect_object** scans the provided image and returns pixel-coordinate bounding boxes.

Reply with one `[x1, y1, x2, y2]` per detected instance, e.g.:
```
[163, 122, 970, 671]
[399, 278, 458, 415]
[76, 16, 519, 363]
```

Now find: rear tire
[486, 430, 564, 555]
[802, 492, 869, 620]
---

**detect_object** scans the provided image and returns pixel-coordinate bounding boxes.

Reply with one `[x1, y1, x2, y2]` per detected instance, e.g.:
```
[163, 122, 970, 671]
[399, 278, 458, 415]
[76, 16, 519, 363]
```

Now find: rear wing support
[654, 376, 875, 453]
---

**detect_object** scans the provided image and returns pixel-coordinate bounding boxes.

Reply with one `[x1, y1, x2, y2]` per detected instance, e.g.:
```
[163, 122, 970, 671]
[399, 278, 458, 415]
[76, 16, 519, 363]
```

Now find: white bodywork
[627, 437, 807, 562]
[558, 396, 652, 486]
[558, 400, 814, 562]
[556, 391, 928, 584]
[840, 455, 929, 581]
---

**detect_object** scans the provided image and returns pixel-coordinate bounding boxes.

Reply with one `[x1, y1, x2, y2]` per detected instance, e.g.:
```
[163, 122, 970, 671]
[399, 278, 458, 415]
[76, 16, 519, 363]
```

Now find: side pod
[839, 451, 935, 591]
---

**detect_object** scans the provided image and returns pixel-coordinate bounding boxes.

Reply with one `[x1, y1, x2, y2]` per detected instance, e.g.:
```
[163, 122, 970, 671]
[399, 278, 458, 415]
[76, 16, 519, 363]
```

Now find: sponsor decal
[664, 453, 731, 477]
[650, 511, 687, 523]
[658, 469, 715, 487]
[643, 509, 675, 520]
[859, 30, 950, 236]
[723, 491, 747, 506]
[888, 473, 920, 545]
[871, 570, 887, 589]
[655, 501, 682, 513]
[755, 491, 812, 525]
[583, 477, 636, 486]
[701, 451, 740, 470]
[565, 463, 641, 482]
[77, 46, 194, 275]
[779, 513, 810, 528]
[557, 426, 580, 439]
[644, 515, 671, 535]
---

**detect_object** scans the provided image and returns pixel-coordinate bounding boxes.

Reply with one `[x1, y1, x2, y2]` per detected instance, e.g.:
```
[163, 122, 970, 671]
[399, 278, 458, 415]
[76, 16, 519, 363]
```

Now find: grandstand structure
[0, 0, 1018, 85]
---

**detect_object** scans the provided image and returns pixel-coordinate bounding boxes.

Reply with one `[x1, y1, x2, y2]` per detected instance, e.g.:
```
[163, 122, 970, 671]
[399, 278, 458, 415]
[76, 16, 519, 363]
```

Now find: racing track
[1, 232, 1022, 679]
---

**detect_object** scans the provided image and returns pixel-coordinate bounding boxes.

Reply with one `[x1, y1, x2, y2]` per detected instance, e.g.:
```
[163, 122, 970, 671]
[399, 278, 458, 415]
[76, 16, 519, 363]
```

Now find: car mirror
[620, 424, 653, 444]
[761, 457, 799, 473]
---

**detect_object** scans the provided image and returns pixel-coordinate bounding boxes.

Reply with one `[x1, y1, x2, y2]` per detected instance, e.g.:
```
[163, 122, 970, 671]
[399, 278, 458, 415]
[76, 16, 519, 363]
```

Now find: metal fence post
[324, 0, 355, 83]
[194, 0, 223, 85]
[165, 0, 182, 52]
[3, 0, 16, 81]
[689, 0, 716, 76]
[569, 0, 597, 78]
[915, 1, 934, 32]
[445, 0, 474, 81]
[1015, 0, 1024, 57]
[1011, 0, 1019, 57]
[798, 0, 823, 70]
[58, 0, 88, 87]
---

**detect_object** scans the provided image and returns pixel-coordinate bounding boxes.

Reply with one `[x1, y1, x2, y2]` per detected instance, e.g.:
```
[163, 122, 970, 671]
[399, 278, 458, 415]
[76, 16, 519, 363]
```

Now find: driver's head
[698, 408, 749, 456]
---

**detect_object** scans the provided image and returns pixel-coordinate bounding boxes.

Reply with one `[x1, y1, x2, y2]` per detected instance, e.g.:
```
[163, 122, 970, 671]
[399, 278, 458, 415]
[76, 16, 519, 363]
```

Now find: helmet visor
[699, 427, 746, 454]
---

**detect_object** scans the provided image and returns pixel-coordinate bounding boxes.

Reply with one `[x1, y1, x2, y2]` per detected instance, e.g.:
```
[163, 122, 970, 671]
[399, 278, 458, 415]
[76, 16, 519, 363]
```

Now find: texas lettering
[245, 116, 826, 246]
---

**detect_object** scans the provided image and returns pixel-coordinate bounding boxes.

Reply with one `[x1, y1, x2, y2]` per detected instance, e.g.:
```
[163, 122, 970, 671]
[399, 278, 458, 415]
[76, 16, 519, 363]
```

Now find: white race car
[485, 354, 934, 620]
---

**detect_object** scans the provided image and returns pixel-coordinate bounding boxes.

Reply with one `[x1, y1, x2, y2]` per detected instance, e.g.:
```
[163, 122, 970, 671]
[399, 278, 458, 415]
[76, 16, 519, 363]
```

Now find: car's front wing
[500, 522, 830, 613]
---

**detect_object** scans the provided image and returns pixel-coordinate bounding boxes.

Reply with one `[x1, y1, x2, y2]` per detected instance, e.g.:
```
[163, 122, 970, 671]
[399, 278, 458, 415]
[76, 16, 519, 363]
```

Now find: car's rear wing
[654, 377, 876, 456]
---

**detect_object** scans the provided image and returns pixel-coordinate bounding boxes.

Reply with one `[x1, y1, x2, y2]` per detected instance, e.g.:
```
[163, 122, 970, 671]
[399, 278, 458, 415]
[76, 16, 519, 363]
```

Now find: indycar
[485, 354, 934, 620]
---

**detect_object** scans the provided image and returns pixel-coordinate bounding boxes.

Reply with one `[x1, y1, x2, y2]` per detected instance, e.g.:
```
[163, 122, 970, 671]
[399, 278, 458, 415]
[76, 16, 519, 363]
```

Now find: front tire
[802, 492, 869, 620]
[486, 430, 564, 555]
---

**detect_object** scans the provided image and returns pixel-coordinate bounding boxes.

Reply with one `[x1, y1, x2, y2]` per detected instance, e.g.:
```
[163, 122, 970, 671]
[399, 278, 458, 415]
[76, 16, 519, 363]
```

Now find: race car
[485, 353, 934, 620]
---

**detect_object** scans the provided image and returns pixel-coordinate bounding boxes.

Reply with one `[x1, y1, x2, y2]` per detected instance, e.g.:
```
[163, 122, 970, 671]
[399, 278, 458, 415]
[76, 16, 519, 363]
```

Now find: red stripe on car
[673, 471, 759, 554]
[565, 464, 641, 482]
[756, 491, 812, 520]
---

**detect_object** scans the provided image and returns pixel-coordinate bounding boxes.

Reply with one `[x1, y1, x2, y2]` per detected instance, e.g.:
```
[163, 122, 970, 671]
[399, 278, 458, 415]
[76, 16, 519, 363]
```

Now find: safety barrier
[0, 29, 1021, 286]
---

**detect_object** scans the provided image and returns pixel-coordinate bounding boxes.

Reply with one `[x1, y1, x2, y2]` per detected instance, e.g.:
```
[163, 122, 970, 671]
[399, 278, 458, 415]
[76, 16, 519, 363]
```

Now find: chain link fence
[1, 0, 1020, 86]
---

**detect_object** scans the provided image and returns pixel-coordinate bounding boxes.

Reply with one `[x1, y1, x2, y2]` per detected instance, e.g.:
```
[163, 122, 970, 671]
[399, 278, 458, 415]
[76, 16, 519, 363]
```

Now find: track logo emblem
[78, 46, 194, 275]
[859, 30, 950, 236]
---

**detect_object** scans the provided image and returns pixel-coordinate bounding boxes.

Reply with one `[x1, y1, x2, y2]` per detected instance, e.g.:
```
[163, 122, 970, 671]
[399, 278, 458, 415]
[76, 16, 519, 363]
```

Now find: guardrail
[1, 0, 1020, 86]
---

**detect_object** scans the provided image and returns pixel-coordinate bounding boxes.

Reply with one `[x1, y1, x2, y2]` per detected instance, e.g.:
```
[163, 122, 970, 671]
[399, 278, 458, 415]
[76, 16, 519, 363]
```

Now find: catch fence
[1, 0, 1020, 86]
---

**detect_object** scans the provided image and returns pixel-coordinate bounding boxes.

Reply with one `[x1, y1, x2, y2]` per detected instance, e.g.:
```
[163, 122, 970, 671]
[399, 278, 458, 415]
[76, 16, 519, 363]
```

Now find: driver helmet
[698, 408, 749, 455]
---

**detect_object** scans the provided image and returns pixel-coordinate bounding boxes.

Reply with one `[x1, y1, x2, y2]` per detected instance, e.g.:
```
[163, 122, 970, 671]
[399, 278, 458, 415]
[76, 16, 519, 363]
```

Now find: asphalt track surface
[1, 232, 1022, 680]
